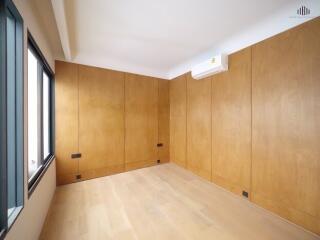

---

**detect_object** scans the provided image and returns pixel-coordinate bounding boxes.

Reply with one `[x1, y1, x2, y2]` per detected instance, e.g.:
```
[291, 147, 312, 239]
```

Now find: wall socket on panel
[242, 191, 249, 198]
[71, 153, 82, 159]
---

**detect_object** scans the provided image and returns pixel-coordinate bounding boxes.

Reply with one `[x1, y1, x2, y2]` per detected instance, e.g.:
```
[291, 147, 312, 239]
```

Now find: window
[0, 0, 23, 237]
[27, 47, 39, 178]
[27, 33, 54, 193]
[42, 72, 51, 159]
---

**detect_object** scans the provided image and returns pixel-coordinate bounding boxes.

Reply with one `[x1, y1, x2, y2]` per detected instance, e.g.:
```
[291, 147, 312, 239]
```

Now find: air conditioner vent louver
[191, 54, 228, 80]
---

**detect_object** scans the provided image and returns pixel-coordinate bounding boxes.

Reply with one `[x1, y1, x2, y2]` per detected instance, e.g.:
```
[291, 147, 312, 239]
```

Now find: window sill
[7, 206, 23, 230]
[28, 155, 55, 198]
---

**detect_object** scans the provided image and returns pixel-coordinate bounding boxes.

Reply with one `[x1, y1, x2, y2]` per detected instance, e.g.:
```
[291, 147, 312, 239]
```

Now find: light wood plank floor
[40, 163, 319, 240]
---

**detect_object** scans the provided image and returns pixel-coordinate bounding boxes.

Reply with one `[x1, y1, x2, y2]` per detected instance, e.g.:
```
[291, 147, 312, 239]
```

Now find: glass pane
[7, 12, 16, 218]
[28, 49, 39, 178]
[43, 72, 50, 159]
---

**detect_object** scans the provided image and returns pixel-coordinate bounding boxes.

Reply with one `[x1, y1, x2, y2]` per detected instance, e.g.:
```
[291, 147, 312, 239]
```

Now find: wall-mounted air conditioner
[191, 54, 228, 80]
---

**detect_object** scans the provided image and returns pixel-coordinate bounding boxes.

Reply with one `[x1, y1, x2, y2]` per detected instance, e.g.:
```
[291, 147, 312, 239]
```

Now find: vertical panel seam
[157, 79, 160, 163]
[185, 75, 188, 170]
[211, 76, 213, 182]
[168, 80, 170, 163]
[124, 73, 126, 170]
[250, 47, 253, 200]
[169, 80, 171, 163]
[77, 64, 80, 175]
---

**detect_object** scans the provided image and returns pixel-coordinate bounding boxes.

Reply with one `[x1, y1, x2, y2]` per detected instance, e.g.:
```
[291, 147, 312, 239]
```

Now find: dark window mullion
[50, 73, 55, 156]
[0, 1, 8, 235]
[13, 13, 17, 208]
[14, 5, 23, 207]
[49, 74, 53, 156]
[43, 70, 51, 160]
[37, 63, 43, 166]
[6, 7, 17, 220]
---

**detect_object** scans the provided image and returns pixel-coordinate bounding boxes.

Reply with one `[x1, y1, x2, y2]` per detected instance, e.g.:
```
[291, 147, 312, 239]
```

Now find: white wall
[5, 161, 56, 240]
[5, 0, 57, 239]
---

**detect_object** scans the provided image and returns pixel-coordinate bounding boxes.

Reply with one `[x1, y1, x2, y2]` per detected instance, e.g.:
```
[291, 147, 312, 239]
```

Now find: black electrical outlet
[157, 159, 161, 164]
[157, 143, 163, 147]
[242, 191, 249, 198]
[71, 153, 81, 159]
[76, 174, 82, 180]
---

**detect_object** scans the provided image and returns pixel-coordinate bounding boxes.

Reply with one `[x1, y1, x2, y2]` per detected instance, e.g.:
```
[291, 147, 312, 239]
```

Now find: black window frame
[27, 32, 55, 196]
[0, 0, 24, 238]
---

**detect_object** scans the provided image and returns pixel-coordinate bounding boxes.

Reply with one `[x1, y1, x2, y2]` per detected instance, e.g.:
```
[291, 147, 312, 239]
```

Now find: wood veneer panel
[211, 48, 252, 197]
[170, 75, 187, 168]
[252, 17, 320, 234]
[187, 74, 212, 180]
[55, 61, 79, 185]
[78, 65, 125, 177]
[158, 80, 170, 163]
[125, 73, 158, 168]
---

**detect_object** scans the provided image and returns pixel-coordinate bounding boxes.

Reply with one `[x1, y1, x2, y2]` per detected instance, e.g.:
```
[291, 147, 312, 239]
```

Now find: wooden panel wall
[251, 18, 320, 234]
[55, 61, 79, 185]
[187, 74, 212, 180]
[211, 48, 252, 196]
[158, 80, 170, 163]
[169, 75, 187, 168]
[78, 65, 125, 180]
[55, 17, 320, 235]
[169, 17, 320, 235]
[124, 73, 159, 171]
[55, 63, 169, 184]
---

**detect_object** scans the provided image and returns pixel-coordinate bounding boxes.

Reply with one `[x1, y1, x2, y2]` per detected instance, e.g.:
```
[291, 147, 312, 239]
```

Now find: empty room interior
[0, 0, 320, 239]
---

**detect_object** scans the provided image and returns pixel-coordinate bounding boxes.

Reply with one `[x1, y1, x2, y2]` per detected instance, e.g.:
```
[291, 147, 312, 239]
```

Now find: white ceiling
[51, 0, 320, 79]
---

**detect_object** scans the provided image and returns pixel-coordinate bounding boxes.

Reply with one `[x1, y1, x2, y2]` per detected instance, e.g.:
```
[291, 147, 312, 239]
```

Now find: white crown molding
[55, 53, 169, 79]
